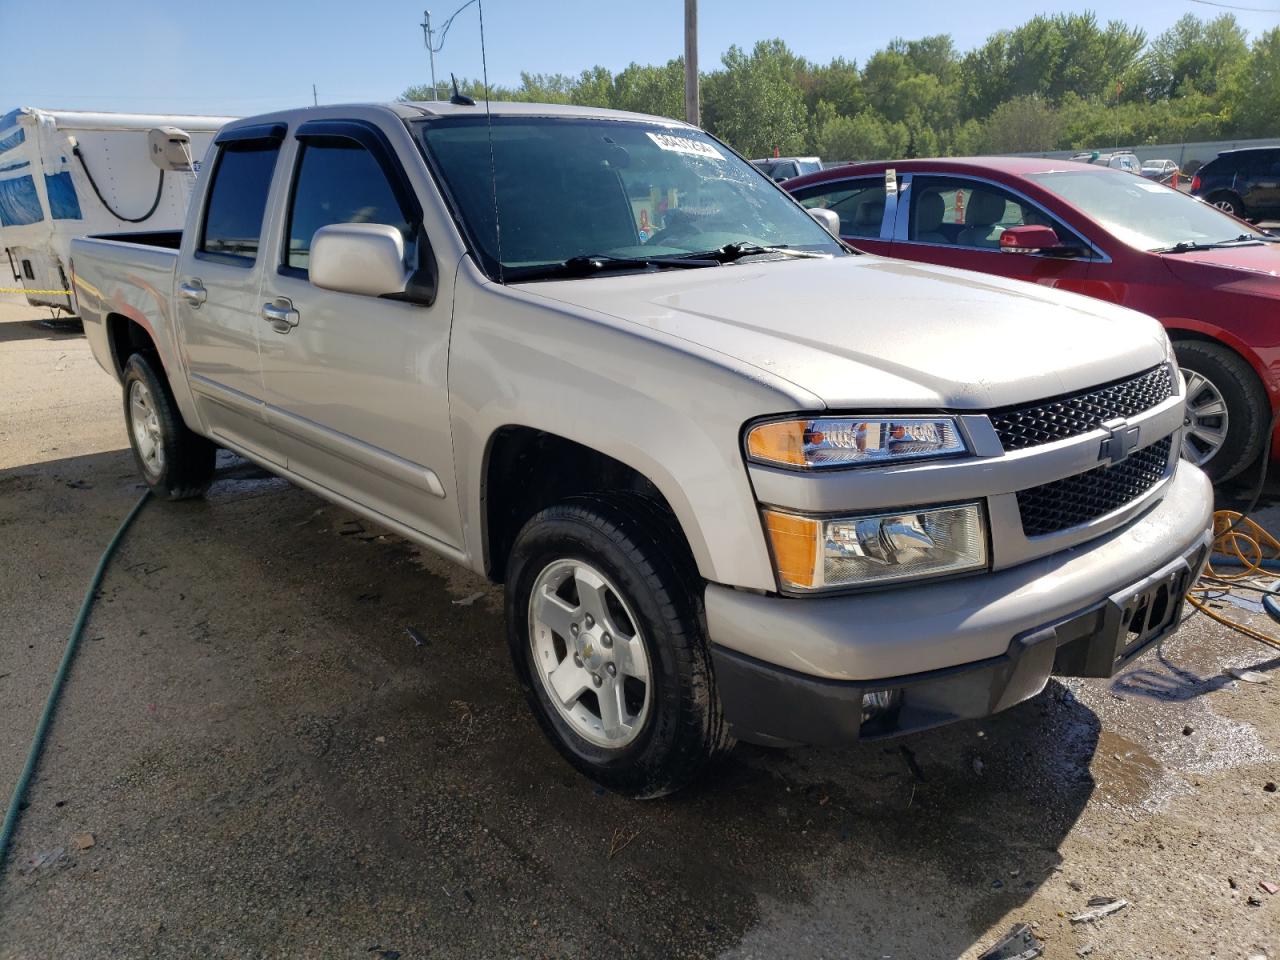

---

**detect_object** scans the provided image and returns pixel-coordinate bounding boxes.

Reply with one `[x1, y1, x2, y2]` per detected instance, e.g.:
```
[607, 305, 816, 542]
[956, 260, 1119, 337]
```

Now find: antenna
[478, 0, 503, 283]
[449, 73, 475, 106]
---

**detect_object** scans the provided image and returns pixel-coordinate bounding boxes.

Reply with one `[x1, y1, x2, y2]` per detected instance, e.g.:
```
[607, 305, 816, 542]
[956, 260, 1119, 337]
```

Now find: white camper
[0, 107, 234, 313]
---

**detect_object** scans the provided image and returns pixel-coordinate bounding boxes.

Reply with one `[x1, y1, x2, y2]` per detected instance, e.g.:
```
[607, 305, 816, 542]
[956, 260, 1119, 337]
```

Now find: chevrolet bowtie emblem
[1099, 418, 1140, 465]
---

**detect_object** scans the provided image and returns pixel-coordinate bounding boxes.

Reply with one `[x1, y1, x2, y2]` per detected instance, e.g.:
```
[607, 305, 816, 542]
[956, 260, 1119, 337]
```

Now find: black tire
[1207, 191, 1246, 219]
[121, 352, 216, 500]
[1174, 339, 1268, 484]
[505, 493, 732, 798]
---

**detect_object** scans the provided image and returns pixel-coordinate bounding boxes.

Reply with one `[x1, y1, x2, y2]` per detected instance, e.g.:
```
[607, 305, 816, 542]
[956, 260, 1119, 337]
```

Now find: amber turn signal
[761, 509, 819, 590]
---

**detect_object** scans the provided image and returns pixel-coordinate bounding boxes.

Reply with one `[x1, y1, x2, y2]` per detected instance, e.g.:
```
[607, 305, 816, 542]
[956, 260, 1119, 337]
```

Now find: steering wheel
[647, 209, 704, 246]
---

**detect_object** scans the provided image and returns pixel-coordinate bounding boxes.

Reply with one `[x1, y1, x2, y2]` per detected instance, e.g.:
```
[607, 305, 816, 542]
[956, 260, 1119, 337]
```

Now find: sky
[2, 0, 1278, 118]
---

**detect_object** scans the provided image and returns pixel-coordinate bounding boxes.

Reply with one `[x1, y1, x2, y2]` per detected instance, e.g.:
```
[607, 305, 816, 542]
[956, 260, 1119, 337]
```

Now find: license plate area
[1109, 560, 1191, 663]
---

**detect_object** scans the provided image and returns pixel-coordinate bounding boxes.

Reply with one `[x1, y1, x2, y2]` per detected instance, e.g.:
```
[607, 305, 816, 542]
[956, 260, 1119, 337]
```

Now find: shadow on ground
[0, 450, 1100, 959]
[0, 317, 83, 346]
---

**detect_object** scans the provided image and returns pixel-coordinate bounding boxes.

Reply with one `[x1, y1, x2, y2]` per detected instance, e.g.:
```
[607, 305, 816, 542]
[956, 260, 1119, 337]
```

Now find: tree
[1229, 27, 1280, 137]
[816, 110, 908, 162]
[980, 96, 1064, 153]
[612, 59, 685, 119]
[701, 41, 809, 157]
[1137, 14, 1249, 100]
[802, 57, 864, 118]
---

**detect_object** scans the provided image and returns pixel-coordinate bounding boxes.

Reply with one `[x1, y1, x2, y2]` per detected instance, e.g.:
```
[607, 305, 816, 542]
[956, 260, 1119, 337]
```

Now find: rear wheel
[505, 494, 732, 798]
[1174, 340, 1268, 484]
[1207, 191, 1245, 219]
[122, 353, 216, 500]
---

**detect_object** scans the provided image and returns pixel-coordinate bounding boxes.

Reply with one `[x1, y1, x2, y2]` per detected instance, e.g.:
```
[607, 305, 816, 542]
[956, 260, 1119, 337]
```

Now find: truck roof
[214, 100, 694, 138]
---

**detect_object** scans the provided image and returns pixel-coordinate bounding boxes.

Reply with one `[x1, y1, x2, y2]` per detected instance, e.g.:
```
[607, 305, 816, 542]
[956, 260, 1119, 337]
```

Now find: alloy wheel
[1180, 367, 1229, 466]
[528, 558, 651, 749]
[129, 379, 165, 478]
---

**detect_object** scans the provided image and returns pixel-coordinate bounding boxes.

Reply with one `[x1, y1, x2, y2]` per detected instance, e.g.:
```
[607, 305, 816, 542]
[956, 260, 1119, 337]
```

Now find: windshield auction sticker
[646, 132, 724, 160]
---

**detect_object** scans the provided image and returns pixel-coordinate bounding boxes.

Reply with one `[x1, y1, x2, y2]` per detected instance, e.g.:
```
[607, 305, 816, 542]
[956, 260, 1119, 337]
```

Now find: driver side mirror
[808, 207, 842, 238]
[310, 223, 437, 305]
[999, 224, 1076, 256]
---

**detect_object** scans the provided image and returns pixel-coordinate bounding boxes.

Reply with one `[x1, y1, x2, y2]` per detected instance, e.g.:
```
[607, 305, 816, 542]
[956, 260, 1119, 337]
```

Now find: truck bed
[70, 231, 181, 385]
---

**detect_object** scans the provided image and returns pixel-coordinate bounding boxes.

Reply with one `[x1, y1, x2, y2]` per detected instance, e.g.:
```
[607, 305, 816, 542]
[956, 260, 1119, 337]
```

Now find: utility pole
[684, 0, 699, 126]
[421, 10, 438, 101]
[312, 83, 318, 106]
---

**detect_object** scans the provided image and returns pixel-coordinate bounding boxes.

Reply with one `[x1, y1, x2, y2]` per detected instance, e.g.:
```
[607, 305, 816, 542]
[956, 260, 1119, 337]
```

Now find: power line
[1186, 0, 1280, 12]
[427, 0, 479, 54]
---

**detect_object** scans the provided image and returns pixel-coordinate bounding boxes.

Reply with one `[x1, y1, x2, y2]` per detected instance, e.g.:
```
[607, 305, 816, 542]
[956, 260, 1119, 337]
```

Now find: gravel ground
[0, 301, 1277, 959]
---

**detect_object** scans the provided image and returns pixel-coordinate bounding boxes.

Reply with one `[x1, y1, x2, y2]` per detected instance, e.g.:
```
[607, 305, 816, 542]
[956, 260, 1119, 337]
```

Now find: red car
[785, 158, 1280, 483]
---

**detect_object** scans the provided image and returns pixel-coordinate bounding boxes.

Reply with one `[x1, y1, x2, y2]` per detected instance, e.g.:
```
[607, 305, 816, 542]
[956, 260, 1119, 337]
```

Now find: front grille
[1017, 436, 1173, 537]
[992, 365, 1173, 451]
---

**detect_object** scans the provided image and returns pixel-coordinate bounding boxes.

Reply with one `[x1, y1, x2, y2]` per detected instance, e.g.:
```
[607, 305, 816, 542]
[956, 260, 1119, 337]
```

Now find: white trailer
[0, 107, 234, 313]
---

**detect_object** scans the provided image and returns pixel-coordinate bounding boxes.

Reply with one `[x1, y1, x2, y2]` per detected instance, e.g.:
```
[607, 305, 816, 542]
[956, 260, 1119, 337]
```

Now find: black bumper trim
[712, 543, 1208, 748]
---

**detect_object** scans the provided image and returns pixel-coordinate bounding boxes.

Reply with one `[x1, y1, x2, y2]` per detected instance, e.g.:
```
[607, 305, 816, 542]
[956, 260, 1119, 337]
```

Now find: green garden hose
[0, 492, 150, 872]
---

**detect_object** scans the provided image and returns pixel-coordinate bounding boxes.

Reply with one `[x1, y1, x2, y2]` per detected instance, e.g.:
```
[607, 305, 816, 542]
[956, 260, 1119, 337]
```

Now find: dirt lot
[0, 301, 1277, 959]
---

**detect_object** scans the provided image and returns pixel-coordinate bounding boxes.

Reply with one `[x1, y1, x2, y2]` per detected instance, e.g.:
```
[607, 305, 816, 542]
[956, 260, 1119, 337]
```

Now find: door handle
[178, 279, 206, 308]
[261, 298, 300, 334]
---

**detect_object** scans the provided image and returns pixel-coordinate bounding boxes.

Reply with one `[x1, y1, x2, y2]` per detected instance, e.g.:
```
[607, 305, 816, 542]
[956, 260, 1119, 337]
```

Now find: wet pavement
[0, 303, 1277, 958]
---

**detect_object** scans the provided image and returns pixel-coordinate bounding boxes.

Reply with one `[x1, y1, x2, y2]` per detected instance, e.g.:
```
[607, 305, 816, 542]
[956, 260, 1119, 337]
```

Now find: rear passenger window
[1247, 151, 1280, 175]
[285, 137, 414, 272]
[200, 142, 280, 262]
[791, 178, 886, 238]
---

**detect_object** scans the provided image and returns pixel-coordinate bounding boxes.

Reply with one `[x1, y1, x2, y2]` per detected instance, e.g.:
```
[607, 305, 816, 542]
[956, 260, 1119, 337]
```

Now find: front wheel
[1174, 340, 1268, 484]
[505, 494, 732, 798]
[122, 352, 216, 500]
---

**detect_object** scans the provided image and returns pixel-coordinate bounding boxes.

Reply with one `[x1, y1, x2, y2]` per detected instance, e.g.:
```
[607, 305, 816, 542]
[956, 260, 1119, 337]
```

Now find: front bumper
[708, 463, 1214, 746]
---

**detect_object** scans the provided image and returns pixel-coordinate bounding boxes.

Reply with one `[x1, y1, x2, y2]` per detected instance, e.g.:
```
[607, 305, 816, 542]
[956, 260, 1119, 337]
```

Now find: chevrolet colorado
[70, 102, 1213, 796]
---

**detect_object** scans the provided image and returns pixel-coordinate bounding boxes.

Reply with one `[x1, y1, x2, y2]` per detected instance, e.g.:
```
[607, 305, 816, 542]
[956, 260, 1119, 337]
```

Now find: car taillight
[1191, 174, 1201, 192]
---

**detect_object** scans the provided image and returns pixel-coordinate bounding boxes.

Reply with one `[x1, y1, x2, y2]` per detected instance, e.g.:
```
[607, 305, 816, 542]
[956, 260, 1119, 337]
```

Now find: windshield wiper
[509, 253, 721, 281]
[1157, 234, 1275, 254]
[681, 242, 829, 263]
[562, 253, 722, 273]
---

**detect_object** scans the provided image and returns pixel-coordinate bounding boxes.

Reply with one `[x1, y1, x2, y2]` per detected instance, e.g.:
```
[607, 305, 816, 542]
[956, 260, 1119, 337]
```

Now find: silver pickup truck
[71, 102, 1213, 797]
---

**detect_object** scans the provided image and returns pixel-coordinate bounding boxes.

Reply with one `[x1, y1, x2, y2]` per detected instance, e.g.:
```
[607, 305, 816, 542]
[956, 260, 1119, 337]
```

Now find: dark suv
[1191, 147, 1280, 222]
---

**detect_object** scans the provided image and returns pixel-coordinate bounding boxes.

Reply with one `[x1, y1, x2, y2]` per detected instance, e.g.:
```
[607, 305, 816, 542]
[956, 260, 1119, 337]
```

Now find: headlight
[746, 416, 967, 470]
[762, 502, 988, 592]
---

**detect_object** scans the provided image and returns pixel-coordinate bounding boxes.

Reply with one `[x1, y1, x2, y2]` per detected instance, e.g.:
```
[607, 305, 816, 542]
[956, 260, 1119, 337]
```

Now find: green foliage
[702, 41, 809, 157]
[979, 96, 1063, 153]
[399, 13, 1280, 160]
[1135, 14, 1249, 100]
[816, 110, 909, 162]
[612, 59, 686, 119]
[1229, 27, 1280, 138]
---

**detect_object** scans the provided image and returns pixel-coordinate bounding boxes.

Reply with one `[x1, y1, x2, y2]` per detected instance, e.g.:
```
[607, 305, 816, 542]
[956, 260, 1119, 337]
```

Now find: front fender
[448, 265, 820, 592]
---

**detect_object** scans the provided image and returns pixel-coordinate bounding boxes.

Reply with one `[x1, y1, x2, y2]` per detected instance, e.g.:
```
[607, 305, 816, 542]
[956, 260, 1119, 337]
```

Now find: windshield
[1027, 169, 1268, 251]
[416, 116, 843, 280]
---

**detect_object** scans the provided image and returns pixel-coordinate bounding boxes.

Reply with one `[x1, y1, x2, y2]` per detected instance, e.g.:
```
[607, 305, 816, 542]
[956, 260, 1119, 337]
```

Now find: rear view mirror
[309, 223, 412, 298]
[999, 225, 1065, 254]
[808, 207, 842, 237]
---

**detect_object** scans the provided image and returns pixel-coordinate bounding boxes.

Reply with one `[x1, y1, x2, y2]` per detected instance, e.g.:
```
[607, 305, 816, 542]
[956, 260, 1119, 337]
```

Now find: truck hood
[519, 255, 1169, 409]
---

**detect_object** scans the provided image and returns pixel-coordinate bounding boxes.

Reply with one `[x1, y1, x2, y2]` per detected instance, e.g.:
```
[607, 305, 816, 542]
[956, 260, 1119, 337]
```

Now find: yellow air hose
[1187, 509, 1280, 652]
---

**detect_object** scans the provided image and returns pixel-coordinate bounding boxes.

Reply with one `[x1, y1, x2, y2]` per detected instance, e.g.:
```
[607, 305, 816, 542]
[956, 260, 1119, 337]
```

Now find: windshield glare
[1028, 169, 1265, 251]
[416, 116, 843, 279]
